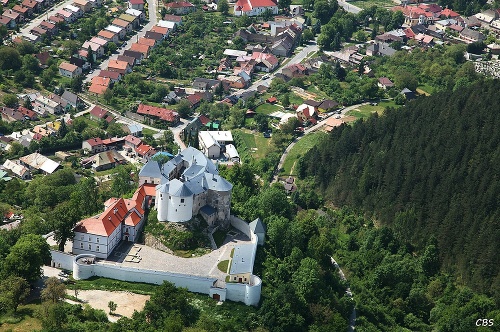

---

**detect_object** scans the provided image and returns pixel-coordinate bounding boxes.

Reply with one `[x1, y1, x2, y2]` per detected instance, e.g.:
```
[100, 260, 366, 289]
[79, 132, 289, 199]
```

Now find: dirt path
[66, 290, 150, 322]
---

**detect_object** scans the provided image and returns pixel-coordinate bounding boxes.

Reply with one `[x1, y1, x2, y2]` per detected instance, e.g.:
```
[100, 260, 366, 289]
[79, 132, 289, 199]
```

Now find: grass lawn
[255, 103, 282, 115]
[0, 303, 42, 332]
[347, 101, 397, 119]
[289, 92, 304, 106]
[142, 128, 157, 136]
[417, 84, 433, 96]
[350, 0, 394, 9]
[217, 260, 229, 273]
[212, 229, 227, 247]
[281, 132, 327, 175]
[67, 277, 158, 295]
[234, 129, 272, 159]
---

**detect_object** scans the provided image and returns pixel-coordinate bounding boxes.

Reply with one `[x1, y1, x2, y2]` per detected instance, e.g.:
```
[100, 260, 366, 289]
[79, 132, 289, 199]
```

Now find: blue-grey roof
[205, 174, 233, 192]
[168, 179, 193, 197]
[183, 164, 205, 180]
[229, 244, 255, 275]
[179, 147, 217, 174]
[249, 218, 265, 234]
[156, 183, 169, 193]
[128, 124, 143, 134]
[200, 204, 216, 215]
[184, 173, 208, 195]
[139, 160, 163, 178]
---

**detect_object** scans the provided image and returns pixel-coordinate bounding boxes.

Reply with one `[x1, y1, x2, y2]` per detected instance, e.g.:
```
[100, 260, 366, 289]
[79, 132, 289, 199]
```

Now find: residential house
[222, 75, 246, 89]
[119, 13, 139, 28]
[136, 103, 179, 125]
[138, 37, 157, 48]
[460, 27, 485, 43]
[89, 105, 114, 124]
[324, 117, 344, 133]
[89, 150, 126, 171]
[234, 0, 278, 16]
[296, 103, 317, 123]
[88, 79, 109, 95]
[61, 90, 83, 109]
[192, 78, 221, 92]
[59, 62, 82, 78]
[401, 88, 416, 100]
[128, 0, 144, 10]
[125, 8, 145, 22]
[135, 143, 155, 161]
[112, 18, 133, 33]
[73, 0, 92, 12]
[11, 5, 29, 20]
[19, 152, 61, 174]
[318, 100, 339, 112]
[123, 124, 142, 137]
[81, 40, 104, 58]
[107, 59, 132, 75]
[0, 15, 16, 29]
[64, 4, 83, 18]
[366, 42, 396, 56]
[3, 10, 21, 24]
[2, 160, 30, 180]
[251, 52, 279, 72]
[98, 69, 122, 83]
[130, 43, 150, 57]
[98, 29, 119, 43]
[378, 77, 394, 89]
[163, 14, 182, 26]
[18, 106, 38, 120]
[34, 95, 62, 115]
[123, 50, 144, 63]
[22, 0, 39, 14]
[90, 36, 108, 48]
[82, 137, 105, 154]
[1, 107, 24, 123]
[440, 8, 460, 19]
[271, 35, 294, 56]
[39, 20, 57, 35]
[56, 9, 76, 22]
[198, 131, 233, 159]
[30, 26, 48, 37]
[117, 54, 136, 67]
[165, 1, 195, 15]
[282, 63, 307, 78]
[144, 31, 164, 42]
[70, 56, 90, 71]
[124, 134, 142, 149]
[150, 25, 170, 37]
[105, 24, 126, 39]
[48, 15, 65, 25]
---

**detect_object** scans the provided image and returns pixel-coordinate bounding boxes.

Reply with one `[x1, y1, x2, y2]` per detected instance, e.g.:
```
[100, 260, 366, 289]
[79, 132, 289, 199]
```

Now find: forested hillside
[297, 79, 500, 299]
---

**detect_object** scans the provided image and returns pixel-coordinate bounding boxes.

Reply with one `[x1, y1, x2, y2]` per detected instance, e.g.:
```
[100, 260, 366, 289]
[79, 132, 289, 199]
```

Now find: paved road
[338, 0, 362, 14]
[271, 102, 368, 183]
[331, 257, 356, 332]
[14, 0, 76, 38]
[84, 0, 159, 83]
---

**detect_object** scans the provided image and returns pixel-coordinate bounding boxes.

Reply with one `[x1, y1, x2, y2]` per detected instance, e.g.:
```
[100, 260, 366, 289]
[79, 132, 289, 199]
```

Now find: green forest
[298, 80, 500, 303]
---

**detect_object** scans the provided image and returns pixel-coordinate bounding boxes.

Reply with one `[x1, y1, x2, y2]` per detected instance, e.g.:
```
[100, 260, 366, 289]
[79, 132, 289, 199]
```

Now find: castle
[138, 147, 233, 226]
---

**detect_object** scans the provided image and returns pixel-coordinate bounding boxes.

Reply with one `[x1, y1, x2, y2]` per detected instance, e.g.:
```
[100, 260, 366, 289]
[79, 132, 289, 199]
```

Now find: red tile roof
[198, 114, 210, 125]
[137, 103, 178, 122]
[85, 137, 103, 146]
[125, 134, 142, 146]
[89, 105, 109, 119]
[129, 0, 144, 4]
[235, 0, 276, 12]
[135, 143, 154, 156]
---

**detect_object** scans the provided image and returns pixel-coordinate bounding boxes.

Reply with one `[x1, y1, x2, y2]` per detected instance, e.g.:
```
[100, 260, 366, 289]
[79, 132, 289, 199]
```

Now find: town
[0, 0, 499, 330]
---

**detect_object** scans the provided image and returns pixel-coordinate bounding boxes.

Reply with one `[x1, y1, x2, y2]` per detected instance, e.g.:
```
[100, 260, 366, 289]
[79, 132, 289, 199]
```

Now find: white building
[234, 0, 278, 17]
[138, 147, 233, 226]
[198, 131, 234, 159]
[72, 184, 154, 258]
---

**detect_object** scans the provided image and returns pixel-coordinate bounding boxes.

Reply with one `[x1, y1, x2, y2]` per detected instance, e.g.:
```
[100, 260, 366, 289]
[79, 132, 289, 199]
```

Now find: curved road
[271, 102, 368, 183]
[331, 257, 356, 331]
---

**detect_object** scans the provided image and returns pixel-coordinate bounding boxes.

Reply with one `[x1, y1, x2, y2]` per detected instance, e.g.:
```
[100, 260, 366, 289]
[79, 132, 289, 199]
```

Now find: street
[84, 0, 159, 83]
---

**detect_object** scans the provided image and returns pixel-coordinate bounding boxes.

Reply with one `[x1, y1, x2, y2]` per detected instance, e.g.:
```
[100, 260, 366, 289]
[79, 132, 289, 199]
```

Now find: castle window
[169, 195, 171, 200]
[181, 198, 184, 203]
[96, 238, 99, 243]
[89, 236, 92, 241]
[81, 235, 83, 240]
[160, 194, 162, 198]
[88, 244, 91, 250]
[80, 242, 83, 249]
[233, 277, 236, 281]
[96, 245, 100, 252]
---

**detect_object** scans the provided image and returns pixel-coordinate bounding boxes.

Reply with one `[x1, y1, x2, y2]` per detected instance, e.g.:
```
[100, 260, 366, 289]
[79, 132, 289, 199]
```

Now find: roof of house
[3, 160, 29, 178]
[89, 106, 109, 119]
[137, 103, 178, 122]
[135, 143, 154, 156]
[98, 70, 121, 80]
[129, 0, 144, 4]
[40, 20, 55, 29]
[92, 150, 126, 167]
[144, 31, 164, 41]
[112, 18, 130, 27]
[123, 50, 144, 59]
[59, 61, 79, 72]
[150, 25, 169, 35]
[108, 59, 129, 71]
[119, 13, 136, 22]
[319, 99, 339, 110]
[98, 29, 116, 39]
[19, 152, 60, 173]
[249, 217, 265, 234]
[378, 77, 394, 86]
[125, 134, 142, 146]
[138, 37, 156, 47]
[165, 1, 194, 8]
[163, 14, 181, 22]
[34, 51, 50, 65]
[117, 55, 136, 66]
[130, 43, 150, 54]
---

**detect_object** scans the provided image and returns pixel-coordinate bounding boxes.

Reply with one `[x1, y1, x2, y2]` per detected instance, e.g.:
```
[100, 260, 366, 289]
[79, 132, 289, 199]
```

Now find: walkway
[337, 0, 362, 14]
[331, 257, 356, 331]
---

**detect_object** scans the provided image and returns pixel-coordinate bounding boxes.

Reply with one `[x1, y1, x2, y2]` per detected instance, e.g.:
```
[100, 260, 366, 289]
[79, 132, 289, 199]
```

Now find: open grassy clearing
[255, 103, 282, 115]
[349, 0, 395, 9]
[281, 132, 327, 175]
[67, 277, 158, 295]
[234, 129, 272, 159]
[347, 100, 396, 119]
[217, 260, 230, 273]
[0, 303, 42, 332]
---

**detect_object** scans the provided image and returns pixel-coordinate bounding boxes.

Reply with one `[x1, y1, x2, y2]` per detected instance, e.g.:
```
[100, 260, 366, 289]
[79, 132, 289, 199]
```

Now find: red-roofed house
[124, 134, 142, 150]
[82, 137, 105, 154]
[89, 105, 110, 121]
[282, 63, 307, 78]
[107, 59, 132, 74]
[130, 43, 150, 57]
[137, 103, 179, 124]
[251, 52, 279, 72]
[234, 0, 278, 16]
[165, 1, 195, 15]
[440, 8, 460, 18]
[72, 185, 151, 258]
[59, 62, 82, 78]
[128, 0, 144, 10]
[18, 106, 38, 120]
[98, 69, 122, 83]
[378, 77, 394, 89]
[135, 143, 155, 160]
[296, 103, 317, 123]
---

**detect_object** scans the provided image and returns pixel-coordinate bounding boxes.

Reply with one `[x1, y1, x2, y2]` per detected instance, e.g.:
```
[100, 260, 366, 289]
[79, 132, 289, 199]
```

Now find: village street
[84, 0, 159, 83]
[14, 0, 77, 38]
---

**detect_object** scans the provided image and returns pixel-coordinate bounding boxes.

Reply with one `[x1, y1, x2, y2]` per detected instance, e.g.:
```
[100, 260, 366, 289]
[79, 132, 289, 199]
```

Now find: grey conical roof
[168, 179, 193, 197]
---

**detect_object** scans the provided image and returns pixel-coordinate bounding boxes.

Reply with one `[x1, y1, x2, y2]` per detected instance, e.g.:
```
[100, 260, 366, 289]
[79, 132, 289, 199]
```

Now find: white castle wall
[167, 195, 193, 222]
[50, 250, 74, 270]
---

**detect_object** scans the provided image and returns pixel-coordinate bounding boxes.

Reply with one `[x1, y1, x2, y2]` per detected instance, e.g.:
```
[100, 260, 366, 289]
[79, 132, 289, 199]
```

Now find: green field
[347, 100, 397, 119]
[0, 303, 42, 332]
[281, 132, 327, 175]
[235, 129, 272, 159]
[255, 103, 282, 115]
[67, 277, 158, 295]
[349, 0, 395, 9]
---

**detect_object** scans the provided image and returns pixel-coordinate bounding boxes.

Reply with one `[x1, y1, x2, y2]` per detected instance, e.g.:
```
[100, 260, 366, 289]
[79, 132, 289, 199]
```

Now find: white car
[262, 74, 270, 80]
